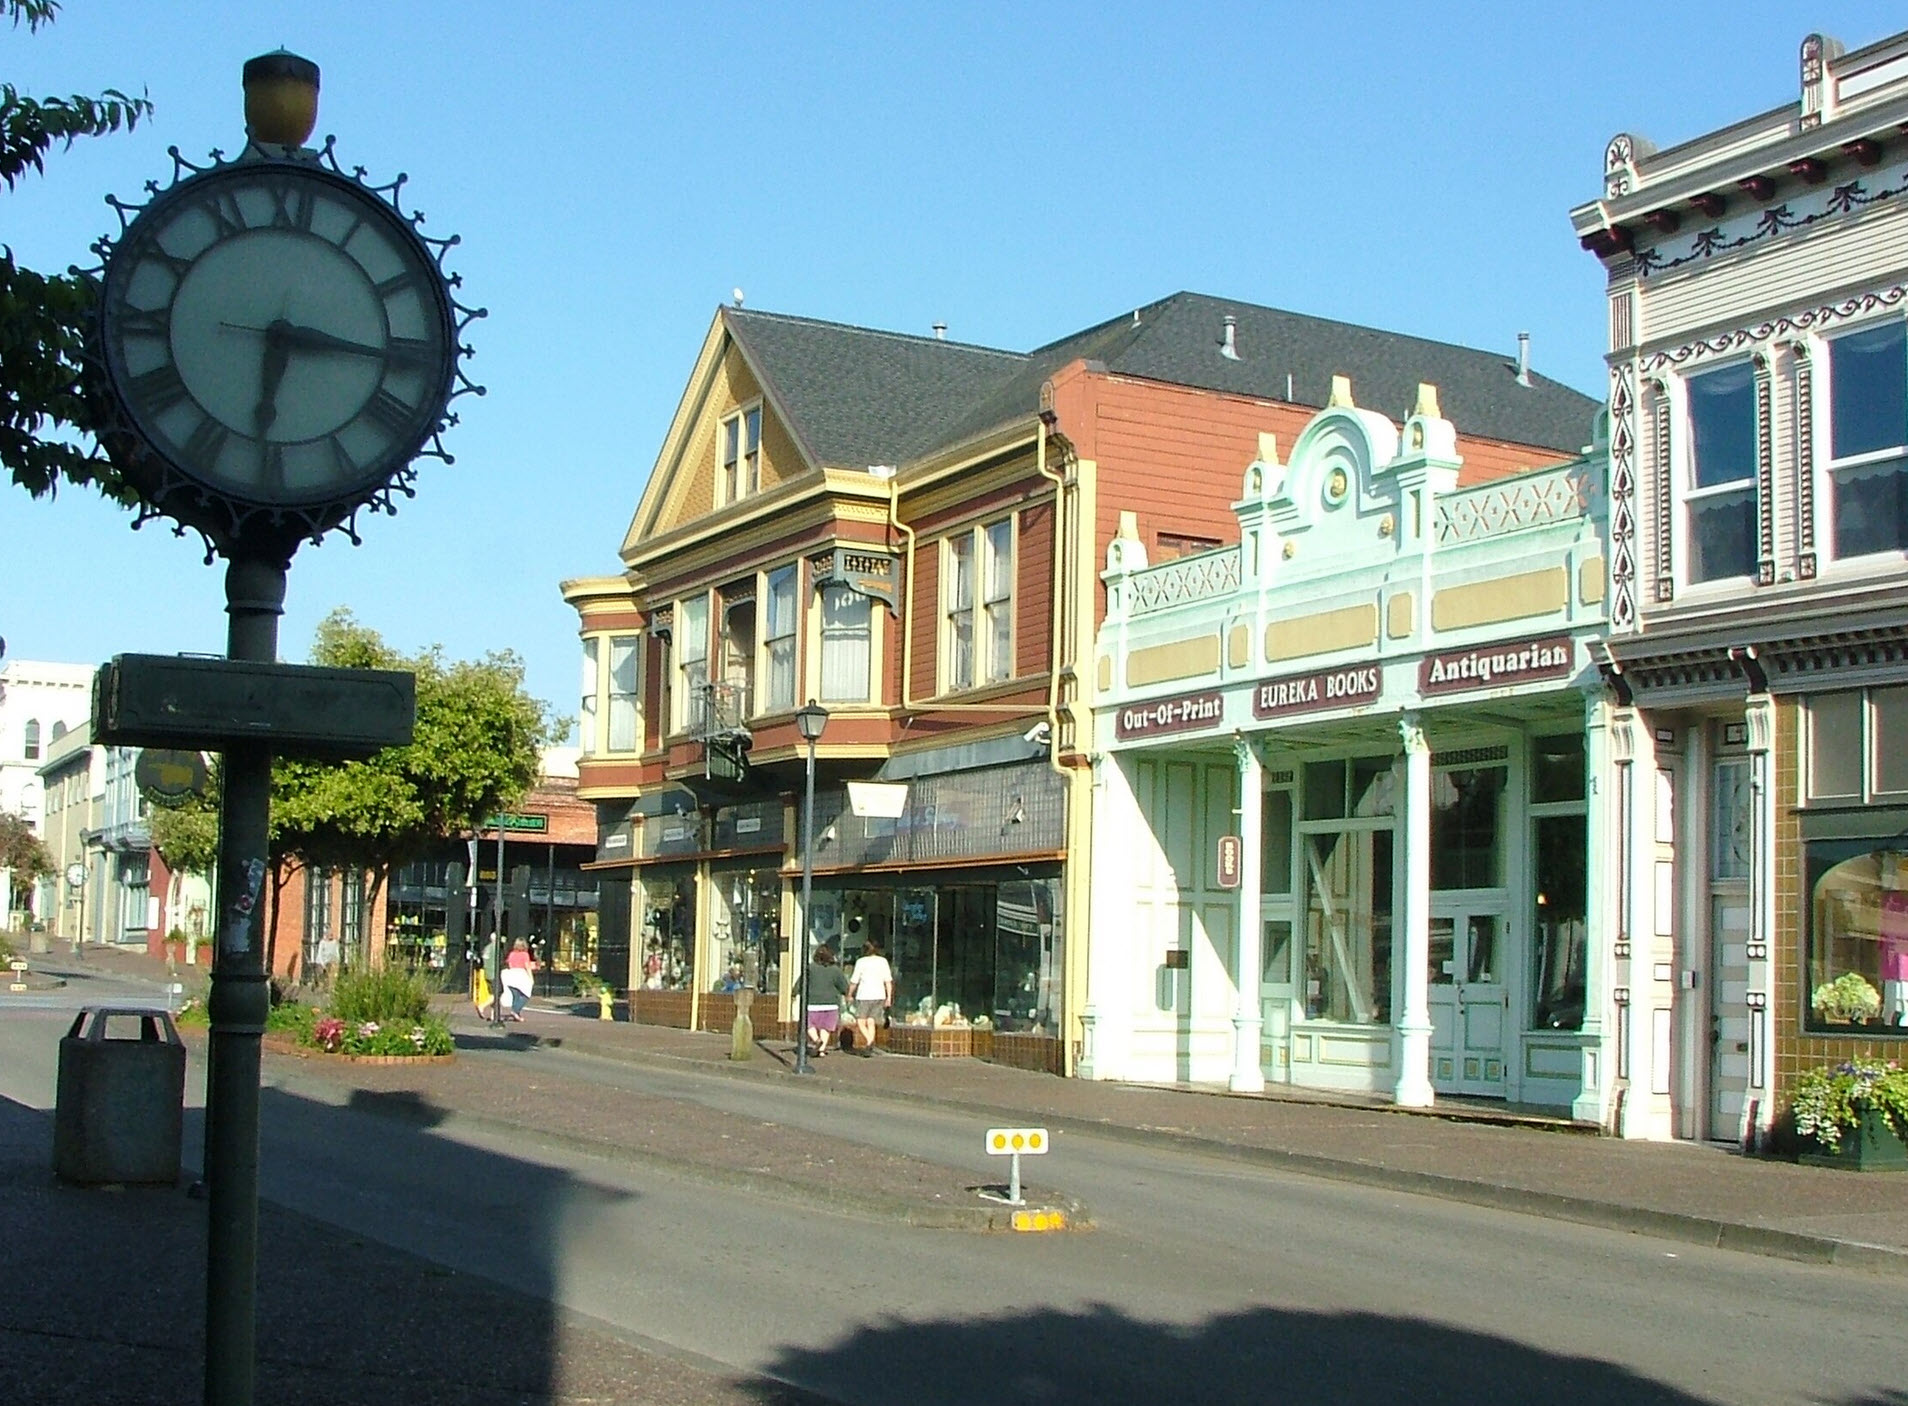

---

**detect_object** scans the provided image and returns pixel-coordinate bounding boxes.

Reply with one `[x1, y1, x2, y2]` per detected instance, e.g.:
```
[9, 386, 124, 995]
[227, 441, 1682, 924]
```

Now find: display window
[710, 865, 781, 994]
[637, 866, 697, 991]
[1806, 838, 1908, 1035]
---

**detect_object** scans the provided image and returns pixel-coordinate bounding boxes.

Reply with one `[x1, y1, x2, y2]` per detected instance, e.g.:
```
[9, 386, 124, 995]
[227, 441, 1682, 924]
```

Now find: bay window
[578, 640, 599, 756]
[606, 635, 640, 752]
[677, 595, 709, 732]
[1827, 320, 1908, 559]
[1685, 362, 1758, 583]
[763, 566, 797, 711]
[820, 584, 872, 702]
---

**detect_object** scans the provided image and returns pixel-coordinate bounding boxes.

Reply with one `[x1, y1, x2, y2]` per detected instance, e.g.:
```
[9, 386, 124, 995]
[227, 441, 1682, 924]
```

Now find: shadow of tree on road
[747, 1300, 1896, 1406]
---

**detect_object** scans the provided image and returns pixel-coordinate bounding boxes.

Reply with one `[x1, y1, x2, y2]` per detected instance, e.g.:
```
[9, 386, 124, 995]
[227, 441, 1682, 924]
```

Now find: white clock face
[102, 164, 454, 507]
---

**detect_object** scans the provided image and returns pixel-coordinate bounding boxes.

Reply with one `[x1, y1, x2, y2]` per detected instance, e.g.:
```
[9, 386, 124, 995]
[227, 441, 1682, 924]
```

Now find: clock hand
[223, 318, 389, 360]
[254, 322, 290, 439]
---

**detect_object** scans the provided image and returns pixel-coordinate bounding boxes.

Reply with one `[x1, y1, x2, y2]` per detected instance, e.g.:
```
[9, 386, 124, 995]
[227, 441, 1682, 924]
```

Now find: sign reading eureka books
[1253, 663, 1382, 720]
[1420, 635, 1575, 696]
[1116, 690, 1224, 740]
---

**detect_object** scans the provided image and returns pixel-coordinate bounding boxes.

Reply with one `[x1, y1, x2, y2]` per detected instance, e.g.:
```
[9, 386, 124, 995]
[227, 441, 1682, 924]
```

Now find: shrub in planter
[329, 967, 433, 1027]
[308, 1015, 454, 1057]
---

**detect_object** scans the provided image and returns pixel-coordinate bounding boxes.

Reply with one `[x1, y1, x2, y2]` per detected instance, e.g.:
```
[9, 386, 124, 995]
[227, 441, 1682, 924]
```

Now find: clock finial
[242, 49, 320, 148]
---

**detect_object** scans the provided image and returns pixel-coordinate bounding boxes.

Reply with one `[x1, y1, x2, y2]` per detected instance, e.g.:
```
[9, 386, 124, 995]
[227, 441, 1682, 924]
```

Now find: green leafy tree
[3, 0, 152, 499]
[269, 610, 559, 970]
[0, 809, 54, 888]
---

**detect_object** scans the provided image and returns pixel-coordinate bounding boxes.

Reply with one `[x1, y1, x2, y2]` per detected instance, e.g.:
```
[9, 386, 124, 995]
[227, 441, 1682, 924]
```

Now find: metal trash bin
[53, 1007, 186, 1185]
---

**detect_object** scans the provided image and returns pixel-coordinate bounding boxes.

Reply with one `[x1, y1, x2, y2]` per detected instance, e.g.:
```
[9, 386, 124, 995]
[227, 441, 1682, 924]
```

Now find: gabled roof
[721, 291, 1600, 470]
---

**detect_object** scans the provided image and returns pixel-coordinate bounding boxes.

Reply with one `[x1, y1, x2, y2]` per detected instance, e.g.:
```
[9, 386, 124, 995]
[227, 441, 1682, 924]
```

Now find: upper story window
[23, 719, 40, 760]
[1826, 320, 1908, 560]
[943, 517, 1014, 692]
[720, 405, 762, 506]
[1684, 362, 1758, 583]
[677, 595, 710, 732]
[578, 640, 599, 756]
[762, 566, 797, 712]
[1806, 687, 1908, 805]
[820, 585, 872, 702]
[606, 635, 640, 752]
[1157, 531, 1222, 562]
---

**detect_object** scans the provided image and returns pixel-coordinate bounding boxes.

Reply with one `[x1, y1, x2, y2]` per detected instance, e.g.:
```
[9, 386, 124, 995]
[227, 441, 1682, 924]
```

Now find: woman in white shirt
[846, 937, 894, 1056]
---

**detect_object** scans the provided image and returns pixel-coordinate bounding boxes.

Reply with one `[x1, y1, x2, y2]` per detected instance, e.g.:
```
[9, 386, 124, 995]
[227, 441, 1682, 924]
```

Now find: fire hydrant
[597, 984, 615, 1021]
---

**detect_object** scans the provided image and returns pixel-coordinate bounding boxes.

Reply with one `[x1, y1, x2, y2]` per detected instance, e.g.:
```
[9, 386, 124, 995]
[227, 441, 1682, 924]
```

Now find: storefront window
[1303, 756, 1395, 822]
[1806, 839, 1908, 1034]
[637, 866, 696, 991]
[1431, 766, 1505, 889]
[1303, 829, 1392, 1024]
[1260, 789, 1293, 895]
[1531, 734, 1585, 804]
[1263, 919, 1293, 984]
[710, 865, 780, 993]
[1531, 814, 1588, 1030]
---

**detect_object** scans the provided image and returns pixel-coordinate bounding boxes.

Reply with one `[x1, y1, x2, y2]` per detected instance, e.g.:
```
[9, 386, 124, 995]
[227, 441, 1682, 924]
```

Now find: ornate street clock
[91, 53, 481, 555]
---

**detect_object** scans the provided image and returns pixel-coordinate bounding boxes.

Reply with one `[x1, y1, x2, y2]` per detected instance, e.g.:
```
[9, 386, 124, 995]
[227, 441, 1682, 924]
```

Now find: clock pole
[202, 554, 286, 1406]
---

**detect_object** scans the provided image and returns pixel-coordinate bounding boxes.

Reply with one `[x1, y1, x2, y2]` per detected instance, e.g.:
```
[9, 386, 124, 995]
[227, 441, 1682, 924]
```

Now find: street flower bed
[175, 969, 455, 1061]
[309, 1015, 453, 1057]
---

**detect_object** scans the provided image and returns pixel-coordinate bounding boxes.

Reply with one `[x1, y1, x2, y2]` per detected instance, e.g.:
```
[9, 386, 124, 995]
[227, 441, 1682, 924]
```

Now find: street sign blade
[93, 654, 415, 759]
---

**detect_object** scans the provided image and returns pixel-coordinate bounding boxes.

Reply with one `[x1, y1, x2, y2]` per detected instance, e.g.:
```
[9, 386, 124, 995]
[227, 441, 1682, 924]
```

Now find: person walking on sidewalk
[500, 938, 537, 1022]
[803, 944, 850, 1058]
[846, 937, 893, 1056]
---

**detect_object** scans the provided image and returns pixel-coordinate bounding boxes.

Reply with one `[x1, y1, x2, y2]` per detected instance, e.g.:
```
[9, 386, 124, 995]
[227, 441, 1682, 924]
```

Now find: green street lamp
[792, 699, 828, 1075]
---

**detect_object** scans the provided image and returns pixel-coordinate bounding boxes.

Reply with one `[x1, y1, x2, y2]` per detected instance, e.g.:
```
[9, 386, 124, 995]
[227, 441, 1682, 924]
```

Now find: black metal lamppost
[791, 698, 827, 1074]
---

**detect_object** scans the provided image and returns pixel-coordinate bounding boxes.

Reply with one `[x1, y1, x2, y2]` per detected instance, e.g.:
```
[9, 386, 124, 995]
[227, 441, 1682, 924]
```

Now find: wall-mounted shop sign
[1116, 689, 1224, 740]
[1252, 662, 1382, 720]
[1419, 635, 1575, 696]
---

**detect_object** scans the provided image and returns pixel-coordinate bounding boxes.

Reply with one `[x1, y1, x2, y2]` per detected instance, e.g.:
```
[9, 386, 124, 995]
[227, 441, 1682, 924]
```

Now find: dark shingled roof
[725, 292, 1600, 470]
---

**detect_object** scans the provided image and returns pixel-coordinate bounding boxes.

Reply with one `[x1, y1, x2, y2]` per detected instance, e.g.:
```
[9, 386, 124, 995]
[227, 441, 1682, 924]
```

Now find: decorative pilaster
[1394, 714, 1435, 1108]
[1230, 735, 1265, 1093]
[1793, 344, 1817, 579]
[1743, 694, 1776, 1135]
[1754, 353, 1775, 585]
[1648, 379, 1673, 603]
[1608, 364, 1639, 628]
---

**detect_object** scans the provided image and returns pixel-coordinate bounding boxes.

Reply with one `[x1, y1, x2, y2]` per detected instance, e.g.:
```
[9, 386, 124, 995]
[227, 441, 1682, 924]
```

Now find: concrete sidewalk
[27, 944, 1908, 1273]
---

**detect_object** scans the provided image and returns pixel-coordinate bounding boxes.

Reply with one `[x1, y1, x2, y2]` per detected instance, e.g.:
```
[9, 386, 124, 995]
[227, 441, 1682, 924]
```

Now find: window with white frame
[677, 595, 709, 732]
[23, 718, 40, 761]
[606, 635, 640, 752]
[763, 566, 797, 711]
[1684, 363, 1758, 583]
[820, 584, 872, 702]
[1826, 320, 1908, 560]
[720, 405, 762, 506]
[943, 517, 1013, 691]
[578, 640, 599, 755]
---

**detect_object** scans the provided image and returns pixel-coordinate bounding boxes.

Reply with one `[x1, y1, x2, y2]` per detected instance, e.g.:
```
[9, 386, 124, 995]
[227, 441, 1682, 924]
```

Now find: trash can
[53, 1007, 186, 1186]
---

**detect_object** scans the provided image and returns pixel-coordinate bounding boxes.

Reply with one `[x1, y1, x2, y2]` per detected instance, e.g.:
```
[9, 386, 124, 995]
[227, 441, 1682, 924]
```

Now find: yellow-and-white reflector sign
[985, 1127, 1049, 1155]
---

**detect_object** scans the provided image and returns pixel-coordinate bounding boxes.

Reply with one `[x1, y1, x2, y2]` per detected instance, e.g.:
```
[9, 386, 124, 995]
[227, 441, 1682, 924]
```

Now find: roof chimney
[932, 322, 947, 340]
[1220, 314, 1240, 361]
[1515, 331, 1531, 387]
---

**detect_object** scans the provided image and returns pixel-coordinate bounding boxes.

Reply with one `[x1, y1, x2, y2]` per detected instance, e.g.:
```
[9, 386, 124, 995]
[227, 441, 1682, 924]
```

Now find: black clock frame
[87, 138, 485, 559]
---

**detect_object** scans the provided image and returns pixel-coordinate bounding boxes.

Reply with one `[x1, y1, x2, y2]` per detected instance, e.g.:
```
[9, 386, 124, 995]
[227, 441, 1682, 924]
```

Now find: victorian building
[1087, 384, 1608, 1113]
[564, 292, 1595, 1075]
[1572, 29, 1908, 1141]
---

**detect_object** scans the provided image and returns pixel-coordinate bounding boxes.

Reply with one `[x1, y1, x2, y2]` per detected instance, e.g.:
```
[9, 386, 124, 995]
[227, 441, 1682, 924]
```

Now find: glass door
[1429, 907, 1509, 1097]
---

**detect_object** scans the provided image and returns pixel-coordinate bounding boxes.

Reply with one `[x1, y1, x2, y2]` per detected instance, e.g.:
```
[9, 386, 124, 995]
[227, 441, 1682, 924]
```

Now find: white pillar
[1395, 713, 1435, 1107]
[1230, 736, 1265, 1093]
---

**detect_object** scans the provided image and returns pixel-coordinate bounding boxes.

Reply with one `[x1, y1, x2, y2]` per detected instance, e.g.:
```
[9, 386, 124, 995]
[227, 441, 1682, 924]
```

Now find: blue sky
[5, 1, 1903, 729]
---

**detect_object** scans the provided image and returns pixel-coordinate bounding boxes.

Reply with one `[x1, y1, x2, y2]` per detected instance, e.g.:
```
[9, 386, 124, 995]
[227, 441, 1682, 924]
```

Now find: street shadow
[743, 1301, 1898, 1406]
[0, 1059, 666, 1405]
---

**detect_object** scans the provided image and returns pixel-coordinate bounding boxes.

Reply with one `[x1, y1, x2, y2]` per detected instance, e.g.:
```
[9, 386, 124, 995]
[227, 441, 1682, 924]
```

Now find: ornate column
[1231, 735, 1265, 1093]
[1395, 713, 1435, 1107]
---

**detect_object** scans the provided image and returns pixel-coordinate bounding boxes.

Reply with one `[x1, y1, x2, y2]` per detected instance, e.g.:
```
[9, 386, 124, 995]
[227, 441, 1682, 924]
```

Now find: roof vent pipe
[1515, 331, 1531, 387]
[1220, 314, 1240, 361]
[932, 322, 947, 340]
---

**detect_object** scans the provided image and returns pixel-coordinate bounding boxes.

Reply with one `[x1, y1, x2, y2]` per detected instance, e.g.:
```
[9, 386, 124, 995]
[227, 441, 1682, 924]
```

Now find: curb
[260, 1063, 1087, 1234]
[506, 1026, 1908, 1277]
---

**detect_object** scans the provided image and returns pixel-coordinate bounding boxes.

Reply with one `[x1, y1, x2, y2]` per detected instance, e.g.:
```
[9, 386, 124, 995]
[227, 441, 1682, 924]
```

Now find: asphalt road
[3, 989, 1905, 1405]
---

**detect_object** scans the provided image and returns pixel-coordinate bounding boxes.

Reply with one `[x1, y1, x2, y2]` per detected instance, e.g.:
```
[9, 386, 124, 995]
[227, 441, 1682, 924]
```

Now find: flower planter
[1800, 1108, 1908, 1173]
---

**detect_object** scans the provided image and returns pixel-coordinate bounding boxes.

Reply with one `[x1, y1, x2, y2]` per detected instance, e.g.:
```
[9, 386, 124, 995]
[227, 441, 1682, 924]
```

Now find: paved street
[4, 960, 1908, 1403]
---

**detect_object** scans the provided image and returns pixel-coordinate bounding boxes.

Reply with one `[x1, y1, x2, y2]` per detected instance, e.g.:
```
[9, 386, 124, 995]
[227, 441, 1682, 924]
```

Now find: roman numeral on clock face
[266, 180, 316, 231]
[200, 190, 247, 238]
[180, 415, 229, 466]
[118, 304, 172, 341]
[362, 387, 417, 435]
[129, 363, 191, 414]
[374, 270, 418, 301]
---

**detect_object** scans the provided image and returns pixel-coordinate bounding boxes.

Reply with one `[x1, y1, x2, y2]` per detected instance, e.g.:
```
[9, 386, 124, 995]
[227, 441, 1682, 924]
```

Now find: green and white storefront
[1082, 386, 1614, 1116]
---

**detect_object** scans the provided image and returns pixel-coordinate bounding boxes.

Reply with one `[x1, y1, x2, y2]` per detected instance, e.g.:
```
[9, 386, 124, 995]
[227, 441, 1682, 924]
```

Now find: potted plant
[1812, 971, 1882, 1026]
[1792, 1060, 1908, 1171]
